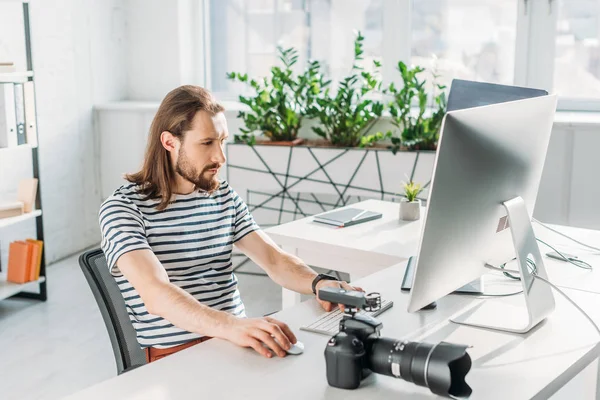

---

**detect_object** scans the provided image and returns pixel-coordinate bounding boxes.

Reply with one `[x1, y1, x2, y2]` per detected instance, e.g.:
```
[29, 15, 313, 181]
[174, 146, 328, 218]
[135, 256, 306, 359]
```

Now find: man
[99, 85, 361, 363]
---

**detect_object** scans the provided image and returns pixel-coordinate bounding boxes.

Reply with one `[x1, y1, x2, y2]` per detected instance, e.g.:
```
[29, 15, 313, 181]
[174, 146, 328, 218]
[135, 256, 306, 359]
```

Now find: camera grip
[318, 287, 366, 308]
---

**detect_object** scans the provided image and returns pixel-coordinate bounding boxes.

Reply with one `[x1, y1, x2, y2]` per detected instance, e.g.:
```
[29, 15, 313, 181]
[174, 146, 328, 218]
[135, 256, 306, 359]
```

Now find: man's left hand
[315, 279, 364, 312]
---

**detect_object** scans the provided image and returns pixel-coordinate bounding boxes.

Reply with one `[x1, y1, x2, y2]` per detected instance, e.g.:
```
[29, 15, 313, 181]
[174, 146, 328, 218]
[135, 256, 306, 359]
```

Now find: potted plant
[400, 180, 423, 221]
[227, 46, 328, 146]
[362, 60, 447, 153]
[307, 31, 384, 147]
[225, 34, 438, 228]
[389, 61, 447, 152]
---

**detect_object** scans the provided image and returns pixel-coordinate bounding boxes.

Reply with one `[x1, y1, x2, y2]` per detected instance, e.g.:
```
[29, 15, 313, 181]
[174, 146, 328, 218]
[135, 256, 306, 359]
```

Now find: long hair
[125, 85, 224, 210]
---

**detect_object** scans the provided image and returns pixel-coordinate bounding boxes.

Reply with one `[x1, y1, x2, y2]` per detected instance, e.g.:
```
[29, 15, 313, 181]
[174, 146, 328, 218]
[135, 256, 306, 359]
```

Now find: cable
[497, 238, 593, 281]
[536, 238, 593, 271]
[532, 274, 600, 337]
[498, 258, 537, 281]
[471, 290, 523, 298]
[533, 218, 600, 253]
[484, 263, 600, 337]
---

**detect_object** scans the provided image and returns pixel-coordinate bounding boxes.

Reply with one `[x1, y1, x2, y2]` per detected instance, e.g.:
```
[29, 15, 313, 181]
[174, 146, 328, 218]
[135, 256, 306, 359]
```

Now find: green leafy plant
[227, 47, 328, 145]
[387, 61, 447, 152]
[403, 180, 423, 202]
[307, 31, 384, 148]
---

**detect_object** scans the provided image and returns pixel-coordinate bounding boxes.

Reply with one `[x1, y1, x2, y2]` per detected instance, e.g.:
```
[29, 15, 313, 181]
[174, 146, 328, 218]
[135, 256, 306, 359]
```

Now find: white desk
[266, 200, 600, 308]
[265, 200, 417, 275]
[66, 261, 600, 400]
[265, 200, 420, 307]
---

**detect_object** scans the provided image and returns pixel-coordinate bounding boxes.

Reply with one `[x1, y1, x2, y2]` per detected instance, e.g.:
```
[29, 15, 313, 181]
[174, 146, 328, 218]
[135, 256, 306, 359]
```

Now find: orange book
[7, 241, 33, 284]
[26, 239, 43, 281]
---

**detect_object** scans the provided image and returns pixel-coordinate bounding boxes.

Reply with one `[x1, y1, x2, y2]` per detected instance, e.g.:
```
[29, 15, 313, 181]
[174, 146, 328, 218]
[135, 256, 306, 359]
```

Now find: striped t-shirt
[98, 180, 258, 349]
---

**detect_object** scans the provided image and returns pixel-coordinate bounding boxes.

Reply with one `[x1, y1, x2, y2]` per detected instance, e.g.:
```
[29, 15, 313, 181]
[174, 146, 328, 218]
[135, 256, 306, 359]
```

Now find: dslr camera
[319, 287, 472, 398]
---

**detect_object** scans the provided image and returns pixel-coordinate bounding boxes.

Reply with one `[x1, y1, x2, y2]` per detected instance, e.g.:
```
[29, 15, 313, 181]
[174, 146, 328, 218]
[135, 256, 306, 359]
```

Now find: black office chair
[79, 248, 146, 375]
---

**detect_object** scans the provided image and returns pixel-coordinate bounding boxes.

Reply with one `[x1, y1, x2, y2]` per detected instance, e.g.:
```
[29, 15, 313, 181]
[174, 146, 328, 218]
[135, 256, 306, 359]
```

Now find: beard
[175, 146, 221, 192]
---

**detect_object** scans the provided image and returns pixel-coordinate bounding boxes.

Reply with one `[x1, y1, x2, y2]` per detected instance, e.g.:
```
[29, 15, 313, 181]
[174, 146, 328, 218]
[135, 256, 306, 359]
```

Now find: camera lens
[367, 337, 472, 398]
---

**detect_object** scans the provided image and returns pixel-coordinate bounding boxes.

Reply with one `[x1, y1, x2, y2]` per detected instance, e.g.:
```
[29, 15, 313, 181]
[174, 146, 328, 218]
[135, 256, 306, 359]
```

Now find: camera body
[319, 287, 473, 398]
[324, 313, 382, 389]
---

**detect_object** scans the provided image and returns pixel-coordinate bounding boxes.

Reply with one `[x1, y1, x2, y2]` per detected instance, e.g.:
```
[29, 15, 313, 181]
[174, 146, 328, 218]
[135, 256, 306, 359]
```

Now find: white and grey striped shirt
[99, 180, 258, 349]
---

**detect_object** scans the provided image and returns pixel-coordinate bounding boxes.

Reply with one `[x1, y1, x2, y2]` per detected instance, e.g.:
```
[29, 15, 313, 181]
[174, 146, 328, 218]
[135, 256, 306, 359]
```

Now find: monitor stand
[450, 196, 555, 334]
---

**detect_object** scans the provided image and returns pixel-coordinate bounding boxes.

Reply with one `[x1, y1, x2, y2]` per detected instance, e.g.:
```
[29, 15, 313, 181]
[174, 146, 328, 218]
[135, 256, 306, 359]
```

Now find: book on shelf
[17, 178, 38, 213]
[0, 201, 24, 218]
[0, 178, 38, 218]
[0, 62, 16, 73]
[7, 240, 33, 284]
[26, 239, 43, 282]
[7, 238, 43, 284]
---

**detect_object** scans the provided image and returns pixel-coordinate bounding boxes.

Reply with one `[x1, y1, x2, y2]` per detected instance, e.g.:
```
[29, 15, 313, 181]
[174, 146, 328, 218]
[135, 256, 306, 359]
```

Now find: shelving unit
[0, 143, 36, 155]
[0, 210, 42, 229]
[0, 1, 47, 302]
[0, 70, 33, 83]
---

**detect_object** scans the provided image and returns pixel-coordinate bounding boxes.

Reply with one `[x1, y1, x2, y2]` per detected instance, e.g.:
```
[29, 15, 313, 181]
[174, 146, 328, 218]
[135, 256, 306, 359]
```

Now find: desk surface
[266, 199, 600, 292]
[67, 257, 600, 400]
[265, 200, 421, 274]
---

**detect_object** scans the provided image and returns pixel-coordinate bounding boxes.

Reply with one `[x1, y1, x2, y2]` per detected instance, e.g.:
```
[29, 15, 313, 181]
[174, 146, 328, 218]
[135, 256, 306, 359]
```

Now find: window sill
[93, 101, 600, 129]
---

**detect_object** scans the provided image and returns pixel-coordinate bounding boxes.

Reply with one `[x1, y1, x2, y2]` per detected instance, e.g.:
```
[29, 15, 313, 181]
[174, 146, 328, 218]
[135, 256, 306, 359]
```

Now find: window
[554, 0, 600, 99]
[412, 0, 519, 89]
[209, 0, 383, 98]
[206, 0, 600, 111]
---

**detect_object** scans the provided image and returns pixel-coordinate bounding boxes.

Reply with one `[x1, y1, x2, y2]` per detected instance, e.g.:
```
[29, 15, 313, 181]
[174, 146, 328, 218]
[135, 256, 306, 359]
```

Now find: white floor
[0, 250, 597, 400]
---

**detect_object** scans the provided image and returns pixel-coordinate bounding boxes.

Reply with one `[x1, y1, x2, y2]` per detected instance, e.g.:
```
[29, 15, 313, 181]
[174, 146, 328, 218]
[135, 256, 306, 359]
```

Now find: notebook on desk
[313, 208, 382, 227]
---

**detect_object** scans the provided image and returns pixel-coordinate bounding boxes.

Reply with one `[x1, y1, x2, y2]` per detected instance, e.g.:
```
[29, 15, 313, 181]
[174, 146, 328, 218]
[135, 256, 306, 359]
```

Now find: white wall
[125, 0, 207, 101]
[0, 0, 127, 265]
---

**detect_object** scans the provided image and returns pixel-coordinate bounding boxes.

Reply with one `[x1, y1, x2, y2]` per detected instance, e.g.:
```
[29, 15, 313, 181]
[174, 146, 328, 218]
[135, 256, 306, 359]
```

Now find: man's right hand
[219, 315, 297, 358]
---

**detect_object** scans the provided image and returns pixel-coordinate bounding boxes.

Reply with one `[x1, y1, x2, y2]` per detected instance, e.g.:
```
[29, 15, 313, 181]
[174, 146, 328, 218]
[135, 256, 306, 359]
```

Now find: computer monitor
[407, 93, 558, 334]
[446, 79, 548, 112]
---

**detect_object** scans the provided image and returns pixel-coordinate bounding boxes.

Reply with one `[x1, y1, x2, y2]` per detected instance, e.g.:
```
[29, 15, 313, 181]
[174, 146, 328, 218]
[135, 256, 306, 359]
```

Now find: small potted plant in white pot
[400, 181, 423, 221]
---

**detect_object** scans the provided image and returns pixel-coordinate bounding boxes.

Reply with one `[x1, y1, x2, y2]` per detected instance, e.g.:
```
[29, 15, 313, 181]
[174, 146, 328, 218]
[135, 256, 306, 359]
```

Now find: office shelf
[0, 210, 42, 229]
[0, 274, 46, 301]
[0, 2, 47, 302]
[0, 70, 34, 83]
[0, 144, 37, 154]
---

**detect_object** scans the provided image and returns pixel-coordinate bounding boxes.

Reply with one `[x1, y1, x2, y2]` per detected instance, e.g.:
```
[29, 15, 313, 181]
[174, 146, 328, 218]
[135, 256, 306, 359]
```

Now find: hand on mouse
[219, 315, 297, 358]
[315, 280, 364, 312]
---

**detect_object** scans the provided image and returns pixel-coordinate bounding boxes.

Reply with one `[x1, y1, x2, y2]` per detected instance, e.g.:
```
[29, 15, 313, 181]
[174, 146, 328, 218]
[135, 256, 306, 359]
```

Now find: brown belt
[145, 336, 212, 363]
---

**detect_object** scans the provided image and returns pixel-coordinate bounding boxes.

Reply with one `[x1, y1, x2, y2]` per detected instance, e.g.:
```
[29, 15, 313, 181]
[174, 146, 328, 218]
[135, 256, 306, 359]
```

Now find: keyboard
[300, 299, 394, 336]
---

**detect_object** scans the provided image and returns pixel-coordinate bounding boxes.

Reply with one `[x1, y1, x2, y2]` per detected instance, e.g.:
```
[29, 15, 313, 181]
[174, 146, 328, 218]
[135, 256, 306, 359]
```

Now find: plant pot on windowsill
[255, 137, 305, 147]
[400, 198, 421, 221]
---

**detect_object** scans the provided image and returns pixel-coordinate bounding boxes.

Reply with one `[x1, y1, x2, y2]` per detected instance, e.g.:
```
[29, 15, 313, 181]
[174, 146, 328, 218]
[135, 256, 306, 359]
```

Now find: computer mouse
[286, 341, 304, 355]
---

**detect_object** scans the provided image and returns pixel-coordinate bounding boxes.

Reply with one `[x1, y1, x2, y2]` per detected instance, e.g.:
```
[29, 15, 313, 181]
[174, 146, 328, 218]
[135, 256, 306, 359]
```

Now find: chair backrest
[79, 248, 146, 374]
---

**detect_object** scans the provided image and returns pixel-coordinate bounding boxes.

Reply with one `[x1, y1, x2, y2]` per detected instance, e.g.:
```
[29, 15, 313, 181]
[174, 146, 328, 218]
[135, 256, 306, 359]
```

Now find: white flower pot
[400, 198, 421, 221]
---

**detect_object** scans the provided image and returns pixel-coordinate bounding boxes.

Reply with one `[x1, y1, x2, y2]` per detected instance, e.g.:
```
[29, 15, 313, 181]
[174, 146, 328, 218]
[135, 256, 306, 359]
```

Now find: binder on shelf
[24, 81, 37, 147]
[14, 83, 26, 145]
[26, 238, 43, 281]
[17, 178, 38, 213]
[7, 240, 33, 284]
[0, 83, 17, 148]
